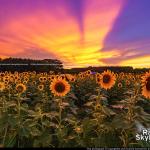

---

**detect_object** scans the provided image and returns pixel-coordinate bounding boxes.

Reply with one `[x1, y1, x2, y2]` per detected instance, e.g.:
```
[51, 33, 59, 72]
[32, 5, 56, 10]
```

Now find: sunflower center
[39, 85, 43, 89]
[54, 82, 66, 93]
[103, 75, 111, 83]
[17, 86, 24, 93]
[146, 77, 150, 91]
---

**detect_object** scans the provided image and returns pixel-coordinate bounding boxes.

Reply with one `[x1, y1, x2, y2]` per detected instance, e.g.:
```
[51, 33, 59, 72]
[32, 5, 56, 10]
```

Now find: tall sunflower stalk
[58, 98, 63, 143]
[50, 78, 71, 147]
[15, 83, 26, 147]
[120, 81, 141, 147]
[94, 89, 107, 132]
[1, 95, 8, 146]
[54, 96, 69, 147]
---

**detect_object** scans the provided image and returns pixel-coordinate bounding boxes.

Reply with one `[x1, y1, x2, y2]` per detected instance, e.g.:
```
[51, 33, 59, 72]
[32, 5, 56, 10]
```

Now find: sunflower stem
[17, 94, 21, 148]
[2, 96, 8, 146]
[58, 97, 63, 147]
[2, 124, 8, 146]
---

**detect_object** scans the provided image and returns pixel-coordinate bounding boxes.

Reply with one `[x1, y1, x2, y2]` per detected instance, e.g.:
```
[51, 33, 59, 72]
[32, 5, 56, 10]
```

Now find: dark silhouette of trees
[64, 66, 134, 74]
[0, 57, 63, 73]
[63, 66, 150, 74]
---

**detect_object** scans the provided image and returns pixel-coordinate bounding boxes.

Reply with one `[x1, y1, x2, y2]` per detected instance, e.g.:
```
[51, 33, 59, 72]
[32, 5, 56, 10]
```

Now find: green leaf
[4, 132, 17, 148]
[84, 101, 93, 107]
[30, 127, 41, 136]
[102, 107, 116, 116]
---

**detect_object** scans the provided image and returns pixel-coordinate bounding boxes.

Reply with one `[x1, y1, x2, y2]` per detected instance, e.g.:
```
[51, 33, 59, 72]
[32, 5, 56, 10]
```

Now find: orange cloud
[121, 55, 150, 68]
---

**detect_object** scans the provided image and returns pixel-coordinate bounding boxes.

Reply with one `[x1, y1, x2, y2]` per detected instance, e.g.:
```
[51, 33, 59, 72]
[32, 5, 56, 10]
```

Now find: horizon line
[0, 57, 149, 69]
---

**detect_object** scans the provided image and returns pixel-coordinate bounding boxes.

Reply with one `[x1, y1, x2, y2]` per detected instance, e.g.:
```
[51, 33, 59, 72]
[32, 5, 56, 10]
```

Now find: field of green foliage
[0, 70, 150, 148]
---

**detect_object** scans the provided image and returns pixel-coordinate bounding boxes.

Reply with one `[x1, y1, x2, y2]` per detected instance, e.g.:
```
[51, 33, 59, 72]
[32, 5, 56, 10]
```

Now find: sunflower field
[0, 70, 150, 148]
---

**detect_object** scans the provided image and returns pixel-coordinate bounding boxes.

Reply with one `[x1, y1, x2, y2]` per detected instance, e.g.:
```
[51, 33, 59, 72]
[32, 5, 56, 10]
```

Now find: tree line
[0, 57, 63, 73]
[0, 57, 149, 74]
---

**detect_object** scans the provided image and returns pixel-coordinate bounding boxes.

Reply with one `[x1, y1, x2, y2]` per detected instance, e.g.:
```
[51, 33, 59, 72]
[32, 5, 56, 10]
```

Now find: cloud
[100, 0, 150, 67]
[10, 47, 58, 60]
[0, 0, 132, 68]
[100, 49, 144, 65]
[121, 55, 150, 68]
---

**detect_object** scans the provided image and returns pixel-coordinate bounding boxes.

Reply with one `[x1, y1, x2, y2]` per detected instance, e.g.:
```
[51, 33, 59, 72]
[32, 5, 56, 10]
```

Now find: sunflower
[132, 76, 136, 81]
[74, 127, 83, 134]
[49, 75, 55, 81]
[99, 70, 116, 90]
[118, 83, 122, 88]
[32, 71, 36, 75]
[49, 71, 54, 74]
[47, 76, 51, 81]
[115, 73, 118, 78]
[43, 77, 47, 82]
[96, 76, 101, 84]
[39, 77, 44, 82]
[9, 76, 14, 82]
[14, 71, 19, 75]
[33, 81, 37, 85]
[3, 76, 10, 82]
[126, 80, 130, 86]
[70, 77, 76, 82]
[38, 84, 44, 91]
[59, 74, 66, 80]
[16, 83, 26, 94]
[79, 73, 85, 79]
[120, 72, 124, 76]
[6, 85, 11, 90]
[0, 73, 5, 77]
[66, 74, 76, 82]
[56, 75, 60, 79]
[0, 82, 5, 91]
[141, 71, 150, 99]
[86, 70, 92, 76]
[50, 79, 70, 97]
[43, 72, 47, 76]
[4, 81, 9, 86]
[78, 72, 83, 78]
[87, 70, 92, 74]
[4, 71, 8, 75]
[23, 81, 28, 85]
[96, 73, 101, 78]
[24, 77, 29, 82]
[23, 72, 29, 76]
[14, 75, 19, 81]
[16, 79, 22, 84]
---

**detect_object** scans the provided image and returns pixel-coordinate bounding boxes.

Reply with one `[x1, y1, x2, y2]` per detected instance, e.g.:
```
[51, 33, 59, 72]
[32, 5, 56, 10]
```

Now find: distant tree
[0, 57, 63, 73]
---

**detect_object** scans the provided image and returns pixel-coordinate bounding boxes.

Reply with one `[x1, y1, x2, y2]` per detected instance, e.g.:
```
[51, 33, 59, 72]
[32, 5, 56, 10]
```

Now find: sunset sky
[0, 0, 150, 68]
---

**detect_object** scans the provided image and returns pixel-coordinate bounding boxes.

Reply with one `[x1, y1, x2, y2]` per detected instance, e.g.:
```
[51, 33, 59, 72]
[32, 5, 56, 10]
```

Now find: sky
[0, 0, 150, 68]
